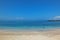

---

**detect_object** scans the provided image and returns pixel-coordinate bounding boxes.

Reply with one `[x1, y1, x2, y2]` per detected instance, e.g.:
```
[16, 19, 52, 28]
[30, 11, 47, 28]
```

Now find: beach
[0, 29, 60, 40]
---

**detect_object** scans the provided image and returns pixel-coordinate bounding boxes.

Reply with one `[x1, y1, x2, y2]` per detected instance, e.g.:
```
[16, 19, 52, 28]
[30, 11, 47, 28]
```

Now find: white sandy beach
[0, 29, 60, 40]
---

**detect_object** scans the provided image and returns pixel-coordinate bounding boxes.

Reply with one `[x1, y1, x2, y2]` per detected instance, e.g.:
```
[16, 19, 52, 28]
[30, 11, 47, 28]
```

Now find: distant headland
[48, 20, 60, 22]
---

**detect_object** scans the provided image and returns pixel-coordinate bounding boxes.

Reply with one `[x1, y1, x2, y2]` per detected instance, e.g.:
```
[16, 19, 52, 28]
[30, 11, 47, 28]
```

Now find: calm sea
[0, 20, 60, 31]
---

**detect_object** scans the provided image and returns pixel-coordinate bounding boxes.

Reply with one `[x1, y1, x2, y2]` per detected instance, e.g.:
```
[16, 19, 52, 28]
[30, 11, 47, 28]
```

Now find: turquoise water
[0, 20, 60, 31]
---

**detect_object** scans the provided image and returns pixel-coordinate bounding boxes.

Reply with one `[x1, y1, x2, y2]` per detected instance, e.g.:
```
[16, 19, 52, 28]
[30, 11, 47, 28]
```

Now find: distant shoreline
[48, 20, 60, 22]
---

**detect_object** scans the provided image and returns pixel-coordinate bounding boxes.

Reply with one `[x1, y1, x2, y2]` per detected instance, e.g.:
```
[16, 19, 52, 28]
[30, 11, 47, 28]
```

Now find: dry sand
[0, 29, 60, 40]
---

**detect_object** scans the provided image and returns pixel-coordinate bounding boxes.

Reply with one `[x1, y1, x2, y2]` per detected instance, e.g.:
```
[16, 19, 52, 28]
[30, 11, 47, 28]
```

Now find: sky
[0, 0, 60, 20]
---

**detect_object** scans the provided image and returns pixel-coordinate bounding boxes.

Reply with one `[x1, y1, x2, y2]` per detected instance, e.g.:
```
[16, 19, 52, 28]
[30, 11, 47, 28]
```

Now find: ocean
[0, 20, 60, 31]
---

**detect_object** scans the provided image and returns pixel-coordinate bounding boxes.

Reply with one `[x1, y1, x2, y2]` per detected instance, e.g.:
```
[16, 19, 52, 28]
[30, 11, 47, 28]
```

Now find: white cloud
[53, 16, 60, 20]
[16, 17, 24, 20]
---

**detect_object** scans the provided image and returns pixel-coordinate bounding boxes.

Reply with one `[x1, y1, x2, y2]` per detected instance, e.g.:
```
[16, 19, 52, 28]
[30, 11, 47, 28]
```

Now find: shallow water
[0, 20, 60, 31]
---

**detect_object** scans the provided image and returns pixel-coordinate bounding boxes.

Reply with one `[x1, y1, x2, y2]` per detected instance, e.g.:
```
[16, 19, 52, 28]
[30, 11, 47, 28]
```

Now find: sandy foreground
[0, 29, 60, 40]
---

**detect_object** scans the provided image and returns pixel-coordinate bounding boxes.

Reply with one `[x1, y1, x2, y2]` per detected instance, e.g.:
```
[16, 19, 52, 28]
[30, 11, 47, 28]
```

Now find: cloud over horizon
[52, 16, 60, 20]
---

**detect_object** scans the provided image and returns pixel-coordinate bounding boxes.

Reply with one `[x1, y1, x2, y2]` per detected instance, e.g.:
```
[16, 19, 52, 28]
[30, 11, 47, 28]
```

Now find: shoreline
[0, 28, 60, 40]
[0, 28, 60, 35]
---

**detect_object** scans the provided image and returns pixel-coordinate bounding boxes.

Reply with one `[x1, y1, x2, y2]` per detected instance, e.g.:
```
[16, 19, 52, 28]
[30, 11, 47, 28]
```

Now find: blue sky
[0, 0, 60, 20]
